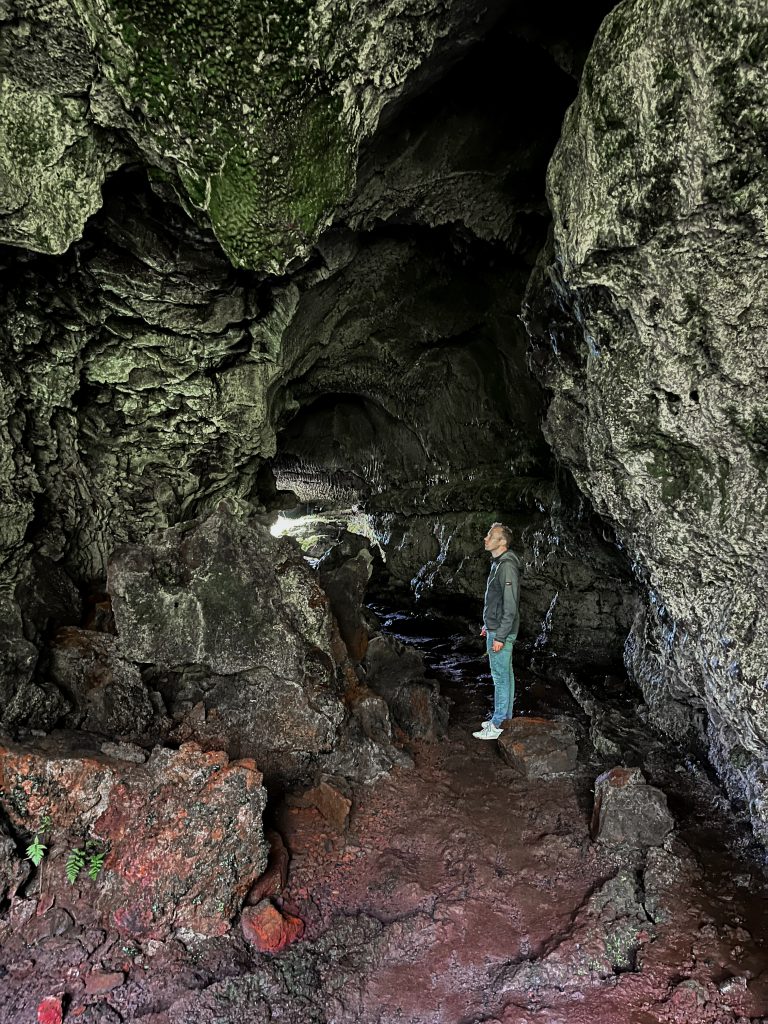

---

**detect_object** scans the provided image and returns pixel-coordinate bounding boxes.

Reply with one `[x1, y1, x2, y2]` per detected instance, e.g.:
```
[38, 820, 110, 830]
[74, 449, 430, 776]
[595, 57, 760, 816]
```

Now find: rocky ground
[1, 611, 767, 1024]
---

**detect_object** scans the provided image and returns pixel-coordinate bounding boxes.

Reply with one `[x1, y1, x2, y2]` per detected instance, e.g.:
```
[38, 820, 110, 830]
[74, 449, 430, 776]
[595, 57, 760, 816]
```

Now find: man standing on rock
[473, 522, 521, 740]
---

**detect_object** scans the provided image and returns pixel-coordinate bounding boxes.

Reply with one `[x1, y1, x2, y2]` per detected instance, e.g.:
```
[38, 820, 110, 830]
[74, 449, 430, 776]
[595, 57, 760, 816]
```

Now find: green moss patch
[73, 0, 357, 271]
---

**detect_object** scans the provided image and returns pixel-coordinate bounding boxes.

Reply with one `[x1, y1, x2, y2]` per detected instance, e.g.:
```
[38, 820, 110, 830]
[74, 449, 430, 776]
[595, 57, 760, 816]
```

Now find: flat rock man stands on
[474, 522, 521, 740]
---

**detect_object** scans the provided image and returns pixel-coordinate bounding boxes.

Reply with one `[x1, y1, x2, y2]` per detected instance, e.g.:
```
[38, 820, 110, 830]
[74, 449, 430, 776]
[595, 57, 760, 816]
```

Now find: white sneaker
[473, 723, 502, 740]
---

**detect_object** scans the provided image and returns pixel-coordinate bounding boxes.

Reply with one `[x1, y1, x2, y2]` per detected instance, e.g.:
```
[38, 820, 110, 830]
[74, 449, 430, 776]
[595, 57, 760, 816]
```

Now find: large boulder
[498, 717, 580, 777]
[591, 767, 675, 849]
[363, 633, 449, 742]
[524, 0, 768, 840]
[0, 733, 269, 938]
[107, 505, 400, 782]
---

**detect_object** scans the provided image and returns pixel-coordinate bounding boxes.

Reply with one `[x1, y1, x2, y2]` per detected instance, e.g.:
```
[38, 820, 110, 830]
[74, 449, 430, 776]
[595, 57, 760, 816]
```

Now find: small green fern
[87, 851, 106, 880]
[25, 835, 47, 867]
[66, 841, 106, 883]
[66, 847, 86, 884]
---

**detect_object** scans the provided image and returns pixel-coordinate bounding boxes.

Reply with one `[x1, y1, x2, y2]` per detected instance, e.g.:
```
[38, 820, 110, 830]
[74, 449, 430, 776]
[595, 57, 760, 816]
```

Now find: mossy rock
[70, 0, 358, 272]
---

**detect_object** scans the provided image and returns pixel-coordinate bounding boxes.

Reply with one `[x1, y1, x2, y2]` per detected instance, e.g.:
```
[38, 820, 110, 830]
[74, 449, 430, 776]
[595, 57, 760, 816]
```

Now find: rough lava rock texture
[3, 0, 765, 861]
[240, 899, 304, 953]
[524, 0, 768, 839]
[497, 716, 580, 777]
[363, 633, 449, 741]
[0, 0, 125, 253]
[318, 531, 375, 663]
[104, 504, 405, 783]
[0, 733, 269, 938]
[48, 627, 161, 741]
[2, 0, 508, 272]
[108, 504, 383, 781]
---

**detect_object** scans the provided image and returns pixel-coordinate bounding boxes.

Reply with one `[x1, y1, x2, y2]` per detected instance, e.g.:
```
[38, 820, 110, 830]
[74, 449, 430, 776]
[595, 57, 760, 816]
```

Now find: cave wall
[524, 0, 768, 837]
[1, 0, 511, 270]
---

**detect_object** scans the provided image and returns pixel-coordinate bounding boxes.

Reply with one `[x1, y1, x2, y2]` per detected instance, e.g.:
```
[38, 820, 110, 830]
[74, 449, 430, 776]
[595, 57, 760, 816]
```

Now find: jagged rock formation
[0, 0, 126, 253]
[524, 0, 768, 839]
[1, 0, 508, 270]
[103, 506, 406, 783]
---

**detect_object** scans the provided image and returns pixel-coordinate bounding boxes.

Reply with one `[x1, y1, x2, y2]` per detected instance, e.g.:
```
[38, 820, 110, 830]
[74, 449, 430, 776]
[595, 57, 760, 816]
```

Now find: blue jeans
[486, 630, 515, 727]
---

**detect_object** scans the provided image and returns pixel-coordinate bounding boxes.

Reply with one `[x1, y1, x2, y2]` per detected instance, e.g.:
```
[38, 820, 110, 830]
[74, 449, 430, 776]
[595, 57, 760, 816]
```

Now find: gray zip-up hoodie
[483, 549, 521, 644]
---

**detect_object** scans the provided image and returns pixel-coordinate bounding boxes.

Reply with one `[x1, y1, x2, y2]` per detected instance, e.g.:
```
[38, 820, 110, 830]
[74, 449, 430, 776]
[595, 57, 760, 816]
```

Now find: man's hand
[480, 626, 487, 637]
[492, 639, 504, 653]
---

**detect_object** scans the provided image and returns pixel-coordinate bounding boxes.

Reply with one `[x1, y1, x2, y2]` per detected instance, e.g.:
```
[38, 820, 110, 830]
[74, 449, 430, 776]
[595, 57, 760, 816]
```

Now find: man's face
[483, 527, 506, 554]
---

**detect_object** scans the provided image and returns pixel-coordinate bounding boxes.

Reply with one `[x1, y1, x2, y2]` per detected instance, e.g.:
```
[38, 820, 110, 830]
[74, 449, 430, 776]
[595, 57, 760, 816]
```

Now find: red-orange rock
[300, 779, 352, 831]
[0, 733, 269, 939]
[241, 900, 304, 952]
[37, 996, 63, 1024]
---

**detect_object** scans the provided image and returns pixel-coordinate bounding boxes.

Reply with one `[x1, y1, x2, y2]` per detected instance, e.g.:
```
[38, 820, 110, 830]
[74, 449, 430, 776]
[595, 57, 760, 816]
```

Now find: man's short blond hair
[489, 522, 514, 549]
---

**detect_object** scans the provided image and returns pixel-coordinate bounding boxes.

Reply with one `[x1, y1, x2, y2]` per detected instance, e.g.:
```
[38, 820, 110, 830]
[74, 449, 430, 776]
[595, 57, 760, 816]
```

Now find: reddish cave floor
[275, 684, 768, 1023]
[2, 635, 768, 1023]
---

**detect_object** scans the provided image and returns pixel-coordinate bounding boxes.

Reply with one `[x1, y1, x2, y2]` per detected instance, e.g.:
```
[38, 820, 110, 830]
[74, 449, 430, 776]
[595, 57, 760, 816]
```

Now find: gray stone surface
[498, 717, 579, 777]
[48, 627, 161, 741]
[0, 816, 29, 906]
[524, 0, 768, 840]
[363, 634, 449, 742]
[107, 505, 349, 778]
[0, 0, 125, 252]
[591, 767, 675, 849]
[318, 532, 376, 663]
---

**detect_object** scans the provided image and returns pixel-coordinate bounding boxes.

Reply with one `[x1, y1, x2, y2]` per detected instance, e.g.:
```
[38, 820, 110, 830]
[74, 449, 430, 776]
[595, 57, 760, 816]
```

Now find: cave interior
[1, 0, 768, 1020]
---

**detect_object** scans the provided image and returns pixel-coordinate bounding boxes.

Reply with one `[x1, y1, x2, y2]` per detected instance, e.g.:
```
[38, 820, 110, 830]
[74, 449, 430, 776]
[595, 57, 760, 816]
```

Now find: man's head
[483, 522, 513, 557]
